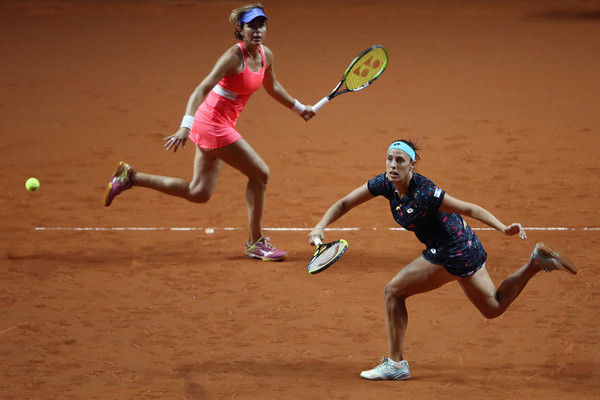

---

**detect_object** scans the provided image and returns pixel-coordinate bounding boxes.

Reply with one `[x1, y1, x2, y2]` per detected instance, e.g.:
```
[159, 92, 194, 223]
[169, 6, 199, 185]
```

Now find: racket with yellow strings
[307, 237, 349, 274]
[312, 45, 388, 112]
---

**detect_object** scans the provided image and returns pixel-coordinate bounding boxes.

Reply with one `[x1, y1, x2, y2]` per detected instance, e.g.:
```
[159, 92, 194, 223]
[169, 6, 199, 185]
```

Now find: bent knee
[467, 292, 506, 319]
[250, 166, 270, 188]
[476, 306, 504, 320]
[187, 188, 212, 203]
[258, 166, 270, 186]
[384, 281, 407, 301]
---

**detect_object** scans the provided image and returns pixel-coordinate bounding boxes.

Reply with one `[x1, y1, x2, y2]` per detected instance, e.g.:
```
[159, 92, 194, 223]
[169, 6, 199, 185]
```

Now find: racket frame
[313, 45, 388, 111]
[307, 238, 349, 275]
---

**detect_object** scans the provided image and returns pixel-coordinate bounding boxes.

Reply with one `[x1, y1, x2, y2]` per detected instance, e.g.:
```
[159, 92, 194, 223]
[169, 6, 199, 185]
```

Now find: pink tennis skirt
[188, 120, 242, 149]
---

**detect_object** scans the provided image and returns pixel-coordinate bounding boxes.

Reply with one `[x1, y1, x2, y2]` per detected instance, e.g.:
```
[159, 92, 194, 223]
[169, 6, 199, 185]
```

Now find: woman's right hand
[505, 223, 527, 239]
[301, 105, 317, 121]
[164, 128, 190, 152]
[308, 226, 325, 245]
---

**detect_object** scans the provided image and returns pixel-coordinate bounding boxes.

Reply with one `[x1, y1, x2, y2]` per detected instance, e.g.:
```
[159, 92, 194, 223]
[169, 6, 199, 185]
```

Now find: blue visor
[240, 8, 268, 24]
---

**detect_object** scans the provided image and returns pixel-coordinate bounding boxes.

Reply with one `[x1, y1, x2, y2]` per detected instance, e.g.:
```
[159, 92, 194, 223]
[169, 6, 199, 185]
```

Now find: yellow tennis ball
[26, 177, 40, 191]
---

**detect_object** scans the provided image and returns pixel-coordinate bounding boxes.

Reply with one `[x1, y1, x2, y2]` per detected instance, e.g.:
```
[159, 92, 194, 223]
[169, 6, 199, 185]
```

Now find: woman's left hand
[505, 223, 527, 239]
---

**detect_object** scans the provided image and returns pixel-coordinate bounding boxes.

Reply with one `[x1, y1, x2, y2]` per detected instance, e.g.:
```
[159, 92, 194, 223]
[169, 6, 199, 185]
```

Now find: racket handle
[313, 237, 322, 246]
[312, 96, 330, 112]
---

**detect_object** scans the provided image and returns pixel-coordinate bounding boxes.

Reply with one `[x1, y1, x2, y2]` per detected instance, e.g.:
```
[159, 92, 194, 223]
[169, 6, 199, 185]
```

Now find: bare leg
[127, 138, 270, 244]
[384, 257, 457, 361]
[208, 139, 269, 243]
[459, 259, 541, 319]
[133, 146, 223, 203]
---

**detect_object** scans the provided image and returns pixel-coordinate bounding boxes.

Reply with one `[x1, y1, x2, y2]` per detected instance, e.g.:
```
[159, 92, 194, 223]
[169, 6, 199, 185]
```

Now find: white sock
[388, 358, 403, 367]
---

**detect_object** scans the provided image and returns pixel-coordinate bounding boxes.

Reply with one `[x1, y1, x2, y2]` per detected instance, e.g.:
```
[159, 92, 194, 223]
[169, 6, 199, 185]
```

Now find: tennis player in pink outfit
[104, 4, 315, 261]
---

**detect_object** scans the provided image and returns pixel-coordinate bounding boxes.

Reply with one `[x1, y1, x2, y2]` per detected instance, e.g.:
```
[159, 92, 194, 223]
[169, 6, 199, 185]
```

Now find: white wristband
[290, 99, 306, 115]
[180, 115, 194, 130]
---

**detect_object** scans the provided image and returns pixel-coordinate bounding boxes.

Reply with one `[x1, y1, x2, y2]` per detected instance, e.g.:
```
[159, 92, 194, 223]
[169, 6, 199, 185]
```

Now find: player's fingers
[506, 223, 526, 239]
[517, 224, 527, 239]
[164, 137, 179, 151]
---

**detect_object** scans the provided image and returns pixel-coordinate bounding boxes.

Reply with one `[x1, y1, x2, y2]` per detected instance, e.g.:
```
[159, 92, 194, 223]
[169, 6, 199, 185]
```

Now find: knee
[472, 293, 505, 319]
[476, 304, 503, 320]
[187, 188, 212, 204]
[251, 165, 270, 188]
[479, 308, 503, 320]
[384, 281, 407, 303]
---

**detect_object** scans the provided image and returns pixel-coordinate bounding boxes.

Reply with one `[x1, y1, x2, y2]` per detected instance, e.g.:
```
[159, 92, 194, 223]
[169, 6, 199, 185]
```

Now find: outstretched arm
[308, 183, 375, 245]
[439, 194, 526, 238]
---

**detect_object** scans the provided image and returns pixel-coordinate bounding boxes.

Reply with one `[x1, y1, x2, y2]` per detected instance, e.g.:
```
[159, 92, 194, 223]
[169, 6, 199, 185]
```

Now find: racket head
[342, 45, 388, 91]
[307, 239, 349, 274]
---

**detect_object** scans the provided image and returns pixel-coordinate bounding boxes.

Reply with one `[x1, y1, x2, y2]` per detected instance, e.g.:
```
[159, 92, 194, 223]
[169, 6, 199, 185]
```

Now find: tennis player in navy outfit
[309, 139, 577, 381]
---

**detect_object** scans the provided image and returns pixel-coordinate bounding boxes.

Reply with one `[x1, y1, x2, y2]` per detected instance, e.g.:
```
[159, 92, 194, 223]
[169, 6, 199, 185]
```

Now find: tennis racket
[312, 45, 388, 112]
[307, 237, 349, 275]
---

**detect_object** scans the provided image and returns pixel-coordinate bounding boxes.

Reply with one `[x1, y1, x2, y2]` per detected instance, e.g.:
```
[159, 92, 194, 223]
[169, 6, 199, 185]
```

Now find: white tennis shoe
[360, 357, 410, 381]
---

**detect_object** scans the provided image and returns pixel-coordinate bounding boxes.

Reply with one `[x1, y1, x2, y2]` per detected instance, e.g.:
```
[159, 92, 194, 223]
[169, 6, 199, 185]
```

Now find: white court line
[34, 226, 600, 232]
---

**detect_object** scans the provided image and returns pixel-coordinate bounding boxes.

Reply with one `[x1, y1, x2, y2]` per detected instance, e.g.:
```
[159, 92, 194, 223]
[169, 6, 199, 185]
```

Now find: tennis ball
[26, 177, 40, 191]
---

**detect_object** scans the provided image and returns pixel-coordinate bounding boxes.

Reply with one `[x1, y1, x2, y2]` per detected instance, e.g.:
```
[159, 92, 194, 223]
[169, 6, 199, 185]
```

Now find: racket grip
[313, 237, 322, 246]
[312, 97, 330, 112]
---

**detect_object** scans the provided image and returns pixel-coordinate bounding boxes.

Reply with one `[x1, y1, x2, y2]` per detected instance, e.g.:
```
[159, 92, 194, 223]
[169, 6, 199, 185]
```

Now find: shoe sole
[535, 243, 578, 274]
[104, 161, 126, 207]
[360, 372, 411, 381]
[244, 252, 287, 262]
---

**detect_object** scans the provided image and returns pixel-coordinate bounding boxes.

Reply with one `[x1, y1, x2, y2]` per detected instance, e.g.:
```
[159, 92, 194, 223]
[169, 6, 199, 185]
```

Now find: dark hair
[230, 3, 265, 40]
[390, 139, 421, 161]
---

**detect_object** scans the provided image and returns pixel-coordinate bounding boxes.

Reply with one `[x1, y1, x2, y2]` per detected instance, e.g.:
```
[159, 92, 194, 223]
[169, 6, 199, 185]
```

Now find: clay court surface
[1, 0, 599, 398]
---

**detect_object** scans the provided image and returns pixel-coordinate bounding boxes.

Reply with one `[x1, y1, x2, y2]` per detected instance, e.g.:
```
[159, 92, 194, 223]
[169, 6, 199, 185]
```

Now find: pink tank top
[195, 42, 266, 126]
